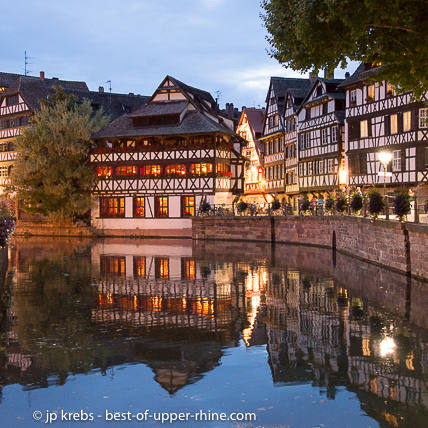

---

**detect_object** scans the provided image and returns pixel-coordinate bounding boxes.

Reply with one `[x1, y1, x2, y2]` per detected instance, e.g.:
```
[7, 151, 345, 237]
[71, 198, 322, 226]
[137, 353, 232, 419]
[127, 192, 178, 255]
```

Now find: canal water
[0, 237, 427, 428]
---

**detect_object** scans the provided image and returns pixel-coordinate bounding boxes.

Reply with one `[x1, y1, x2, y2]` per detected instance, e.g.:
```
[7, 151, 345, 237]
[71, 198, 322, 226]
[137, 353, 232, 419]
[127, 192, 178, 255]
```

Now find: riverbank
[193, 216, 428, 280]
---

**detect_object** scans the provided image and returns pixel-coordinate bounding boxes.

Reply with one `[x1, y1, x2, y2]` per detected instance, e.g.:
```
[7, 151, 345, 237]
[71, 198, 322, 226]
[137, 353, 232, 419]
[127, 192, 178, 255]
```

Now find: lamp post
[378, 151, 393, 196]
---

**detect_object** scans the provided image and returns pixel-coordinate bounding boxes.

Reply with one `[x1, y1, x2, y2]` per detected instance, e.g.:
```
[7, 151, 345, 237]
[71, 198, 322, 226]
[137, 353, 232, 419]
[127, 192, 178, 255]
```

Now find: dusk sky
[2, 0, 357, 109]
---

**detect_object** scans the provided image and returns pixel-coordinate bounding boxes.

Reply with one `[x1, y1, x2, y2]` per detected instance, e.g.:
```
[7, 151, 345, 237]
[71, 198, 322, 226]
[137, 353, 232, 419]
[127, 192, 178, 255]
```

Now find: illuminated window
[155, 196, 168, 217]
[328, 159, 334, 173]
[140, 165, 161, 176]
[97, 166, 112, 178]
[189, 163, 212, 176]
[367, 85, 375, 101]
[419, 108, 428, 128]
[164, 164, 186, 176]
[100, 197, 125, 218]
[0, 166, 8, 177]
[134, 197, 145, 217]
[391, 114, 398, 134]
[133, 256, 146, 277]
[115, 165, 137, 177]
[403, 111, 411, 131]
[360, 120, 369, 138]
[155, 258, 169, 279]
[182, 260, 196, 280]
[100, 256, 126, 276]
[182, 196, 195, 217]
[386, 82, 395, 96]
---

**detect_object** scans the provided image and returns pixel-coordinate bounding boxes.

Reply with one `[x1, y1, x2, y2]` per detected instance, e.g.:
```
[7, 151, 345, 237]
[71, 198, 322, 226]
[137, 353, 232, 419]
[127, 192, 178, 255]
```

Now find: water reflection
[0, 237, 428, 427]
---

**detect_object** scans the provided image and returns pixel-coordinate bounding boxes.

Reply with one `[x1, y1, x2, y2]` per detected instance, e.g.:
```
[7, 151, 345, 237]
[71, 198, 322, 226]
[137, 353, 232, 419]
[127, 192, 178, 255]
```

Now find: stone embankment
[192, 216, 428, 280]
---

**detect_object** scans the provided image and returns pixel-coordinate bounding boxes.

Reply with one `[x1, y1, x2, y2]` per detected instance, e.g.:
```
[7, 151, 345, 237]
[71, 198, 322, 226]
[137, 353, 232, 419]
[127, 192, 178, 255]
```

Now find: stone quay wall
[192, 216, 427, 279]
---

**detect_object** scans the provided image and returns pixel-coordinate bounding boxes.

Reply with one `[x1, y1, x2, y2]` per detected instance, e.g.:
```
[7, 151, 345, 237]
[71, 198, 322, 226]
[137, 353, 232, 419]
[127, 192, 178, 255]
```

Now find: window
[133, 256, 146, 277]
[269, 140, 274, 154]
[6, 95, 19, 106]
[134, 197, 145, 217]
[403, 111, 411, 131]
[100, 256, 125, 277]
[322, 103, 328, 115]
[155, 258, 169, 279]
[367, 85, 375, 101]
[360, 120, 369, 138]
[165, 164, 186, 177]
[182, 260, 196, 280]
[141, 165, 161, 177]
[392, 150, 402, 171]
[189, 163, 212, 176]
[0, 166, 8, 177]
[328, 159, 334, 174]
[305, 109, 311, 120]
[133, 114, 180, 127]
[391, 114, 398, 134]
[308, 162, 313, 175]
[216, 163, 230, 175]
[115, 165, 137, 177]
[322, 128, 329, 145]
[350, 90, 357, 104]
[182, 196, 195, 217]
[419, 108, 427, 128]
[331, 126, 338, 143]
[386, 82, 395, 97]
[100, 197, 125, 218]
[319, 161, 324, 174]
[155, 196, 168, 217]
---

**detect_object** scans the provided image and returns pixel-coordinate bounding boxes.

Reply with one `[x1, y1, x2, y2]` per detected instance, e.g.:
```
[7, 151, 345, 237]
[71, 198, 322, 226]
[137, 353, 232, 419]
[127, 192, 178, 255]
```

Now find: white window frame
[350, 90, 357, 103]
[327, 159, 334, 174]
[321, 128, 329, 145]
[393, 150, 402, 172]
[319, 160, 324, 174]
[331, 126, 338, 143]
[308, 162, 313, 175]
[367, 85, 375, 100]
[419, 108, 428, 128]
[360, 120, 368, 138]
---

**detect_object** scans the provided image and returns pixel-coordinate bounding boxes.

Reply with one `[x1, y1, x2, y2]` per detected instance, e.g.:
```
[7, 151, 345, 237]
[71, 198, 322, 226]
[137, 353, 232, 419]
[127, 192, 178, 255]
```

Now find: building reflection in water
[1, 237, 428, 426]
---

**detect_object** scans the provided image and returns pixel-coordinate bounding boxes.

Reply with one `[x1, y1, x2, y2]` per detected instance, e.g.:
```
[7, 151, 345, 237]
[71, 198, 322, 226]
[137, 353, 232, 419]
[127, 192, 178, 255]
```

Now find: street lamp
[378, 151, 393, 196]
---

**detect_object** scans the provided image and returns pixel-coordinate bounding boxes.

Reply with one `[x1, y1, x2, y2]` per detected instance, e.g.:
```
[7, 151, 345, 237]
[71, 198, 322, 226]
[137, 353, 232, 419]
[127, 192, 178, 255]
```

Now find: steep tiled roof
[244, 108, 264, 135]
[129, 100, 187, 117]
[92, 109, 236, 139]
[338, 63, 374, 88]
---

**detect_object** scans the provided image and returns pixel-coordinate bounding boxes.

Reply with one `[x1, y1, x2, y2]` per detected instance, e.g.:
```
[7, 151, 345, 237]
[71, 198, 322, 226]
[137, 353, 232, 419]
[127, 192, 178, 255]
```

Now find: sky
[1, 0, 357, 110]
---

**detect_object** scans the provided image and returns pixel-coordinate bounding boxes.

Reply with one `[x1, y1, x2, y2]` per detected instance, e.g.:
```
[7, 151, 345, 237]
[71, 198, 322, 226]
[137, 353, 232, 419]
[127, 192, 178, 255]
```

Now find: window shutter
[415, 146, 426, 170]
[411, 109, 418, 130]
[401, 149, 406, 171]
[384, 115, 390, 136]
[368, 118, 372, 137]
[398, 112, 403, 133]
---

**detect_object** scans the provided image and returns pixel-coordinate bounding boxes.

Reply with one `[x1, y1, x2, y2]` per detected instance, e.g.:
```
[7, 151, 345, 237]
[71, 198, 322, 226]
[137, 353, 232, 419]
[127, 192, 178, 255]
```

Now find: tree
[261, 0, 428, 98]
[8, 87, 110, 223]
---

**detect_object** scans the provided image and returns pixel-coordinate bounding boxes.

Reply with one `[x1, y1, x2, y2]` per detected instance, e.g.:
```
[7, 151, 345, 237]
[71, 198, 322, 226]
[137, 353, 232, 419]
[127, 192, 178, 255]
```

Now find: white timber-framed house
[90, 76, 247, 236]
[282, 83, 312, 209]
[236, 107, 266, 203]
[296, 76, 346, 197]
[340, 63, 428, 193]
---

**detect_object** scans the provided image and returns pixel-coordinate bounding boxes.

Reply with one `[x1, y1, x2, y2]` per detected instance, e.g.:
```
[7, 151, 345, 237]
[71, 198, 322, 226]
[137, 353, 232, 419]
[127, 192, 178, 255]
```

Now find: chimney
[40, 71, 45, 79]
[99, 86, 104, 93]
[345, 72, 350, 78]
[52, 77, 59, 81]
[309, 71, 318, 86]
[324, 67, 334, 79]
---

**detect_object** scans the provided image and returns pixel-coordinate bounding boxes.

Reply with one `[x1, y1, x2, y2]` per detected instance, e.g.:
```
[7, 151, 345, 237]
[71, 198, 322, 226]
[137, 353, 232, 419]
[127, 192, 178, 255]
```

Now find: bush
[271, 200, 281, 211]
[300, 195, 311, 213]
[367, 187, 384, 218]
[392, 189, 411, 221]
[335, 191, 349, 213]
[350, 192, 364, 214]
[199, 201, 211, 214]
[237, 201, 248, 213]
[324, 194, 335, 214]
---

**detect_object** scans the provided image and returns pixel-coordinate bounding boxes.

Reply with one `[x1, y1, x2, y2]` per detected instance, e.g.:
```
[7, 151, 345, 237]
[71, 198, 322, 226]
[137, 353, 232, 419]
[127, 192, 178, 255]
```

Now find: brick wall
[192, 216, 428, 279]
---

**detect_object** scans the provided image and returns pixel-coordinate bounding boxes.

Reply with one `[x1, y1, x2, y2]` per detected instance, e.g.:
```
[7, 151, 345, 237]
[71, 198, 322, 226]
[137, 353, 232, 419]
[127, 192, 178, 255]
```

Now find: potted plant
[367, 186, 384, 219]
[271, 200, 281, 212]
[324, 193, 335, 214]
[300, 194, 311, 214]
[350, 191, 364, 215]
[335, 191, 349, 214]
[237, 201, 249, 215]
[392, 188, 411, 222]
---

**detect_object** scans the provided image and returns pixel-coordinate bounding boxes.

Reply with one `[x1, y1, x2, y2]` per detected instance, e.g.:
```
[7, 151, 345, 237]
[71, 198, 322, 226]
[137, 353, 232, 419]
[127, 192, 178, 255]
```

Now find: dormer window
[316, 86, 323, 97]
[6, 95, 19, 106]
[133, 114, 180, 127]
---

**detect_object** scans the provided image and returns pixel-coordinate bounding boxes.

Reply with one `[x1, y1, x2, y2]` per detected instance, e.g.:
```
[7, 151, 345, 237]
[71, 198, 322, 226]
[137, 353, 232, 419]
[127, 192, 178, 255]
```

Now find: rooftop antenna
[24, 51, 34, 75]
[214, 90, 221, 106]
[106, 80, 112, 103]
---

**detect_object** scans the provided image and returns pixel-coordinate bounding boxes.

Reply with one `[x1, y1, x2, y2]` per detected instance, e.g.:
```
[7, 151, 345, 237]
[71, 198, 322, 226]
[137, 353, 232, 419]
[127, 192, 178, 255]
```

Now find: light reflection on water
[0, 237, 427, 427]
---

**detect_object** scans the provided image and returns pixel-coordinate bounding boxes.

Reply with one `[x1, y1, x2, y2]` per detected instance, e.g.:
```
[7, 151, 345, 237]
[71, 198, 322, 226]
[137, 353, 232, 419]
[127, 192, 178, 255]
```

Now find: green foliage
[237, 201, 249, 213]
[335, 191, 348, 213]
[367, 187, 384, 218]
[350, 192, 364, 214]
[392, 188, 411, 221]
[7, 86, 110, 223]
[324, 193, 335, 214]
[261, 0, 428, 98]
[300, 194, 311, 213]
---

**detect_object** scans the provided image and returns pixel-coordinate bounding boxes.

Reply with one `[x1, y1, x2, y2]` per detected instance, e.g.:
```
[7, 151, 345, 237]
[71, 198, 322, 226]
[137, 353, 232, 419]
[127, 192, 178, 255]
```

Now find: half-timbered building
[236, 107, 265, 203]
[260, 77, 313, 203]
[283, 83, 312, 210]
[296, 76, 346, 196]
[340, 63, 428, 192]
[0, 72, 148, 203]
[90, 76, 247, 236]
